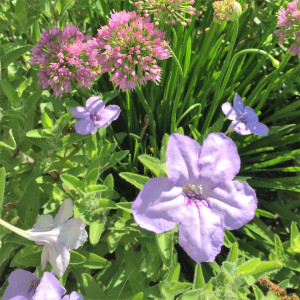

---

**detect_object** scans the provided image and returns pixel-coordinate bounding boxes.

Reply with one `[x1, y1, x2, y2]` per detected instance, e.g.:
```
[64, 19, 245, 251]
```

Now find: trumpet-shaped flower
[96, 10, 170, 91]
[132, 133, 257, 262]
[3, 270, 83, 300]
[0, 199, 87, 278]
[135, 0, 196, 26]
[222, 93, 269, 136]
[69, 96, 121, 135]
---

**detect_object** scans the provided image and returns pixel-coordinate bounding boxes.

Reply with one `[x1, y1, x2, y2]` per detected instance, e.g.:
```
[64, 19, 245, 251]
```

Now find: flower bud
[228, 2, 242, 21]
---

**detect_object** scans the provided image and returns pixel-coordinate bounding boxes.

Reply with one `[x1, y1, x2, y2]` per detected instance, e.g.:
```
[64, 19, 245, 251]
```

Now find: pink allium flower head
[212, 0, 242, 22]
[134, 0, 196, 26]
[31, 24, 100, 97]
[96, 10, 171, 91]
[132, 133, 257, 262]
[274, 0, 300, 58]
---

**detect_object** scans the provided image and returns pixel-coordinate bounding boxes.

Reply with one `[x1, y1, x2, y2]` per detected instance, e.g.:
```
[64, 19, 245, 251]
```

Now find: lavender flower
[0, 199, 87, 278]
[3, 270, 83, 300]
[69, 96, 121, 135]
[222, 93, 269, 136]
[132, 133, 257, 262]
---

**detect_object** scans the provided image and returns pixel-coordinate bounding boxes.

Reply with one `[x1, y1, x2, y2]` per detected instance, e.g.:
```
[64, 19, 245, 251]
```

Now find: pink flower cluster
[274, 0, 300, 58]
[96, 10, 170, 91]
[31, 25, 99, 97]
[135, 0, 196, 26]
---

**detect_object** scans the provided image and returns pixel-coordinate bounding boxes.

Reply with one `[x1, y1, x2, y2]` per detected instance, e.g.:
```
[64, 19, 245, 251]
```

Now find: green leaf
[96, 199, 117, 210]
[193, 263, 205, 289]
[60, 173, 85, 193]
[1, 80, 20, 108]
[119, 172, 149, 190]
[10, 245, 41, 267]
[160, 133, 169, 164]
[1, 45, 32, 69]
[159, 281, 192, 298]
[138, 154, 165, 177]
[69, 250, 86, 265]
[227, 242, 239, 262]
[82, 252, 111, 269]
[89, 218, 106, 246]
[0, 129, 16, 150]
[249, 261, 282, 277]
[17, 180, 39, 227]
[41, 111, 53, 129]
[81, 273, 107, 298]
[236, 258, 261, 274]
[26, 129, 52, 139]
[0, 167, 6, 209]
[156, 230, 175, 268]
[116, 202, 132, 213]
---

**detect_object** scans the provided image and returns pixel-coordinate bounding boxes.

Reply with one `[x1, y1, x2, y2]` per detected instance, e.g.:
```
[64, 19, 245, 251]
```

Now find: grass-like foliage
[0, 0, 300, 299]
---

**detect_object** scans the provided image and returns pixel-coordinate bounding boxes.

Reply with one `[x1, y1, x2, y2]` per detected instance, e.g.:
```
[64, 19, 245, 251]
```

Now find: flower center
[27, 279, 40, 295]
[90, 113, 100, 122]
[238, 112, 247, 123]
[183, 184, 209, 207]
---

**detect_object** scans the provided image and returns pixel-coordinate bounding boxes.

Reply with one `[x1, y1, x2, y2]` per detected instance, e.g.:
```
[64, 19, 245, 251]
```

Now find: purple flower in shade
[3, 270, 83, 300]
[69, 96, 121, 135]
[132, 133, 257, 262]
[222, 93, 269, 136]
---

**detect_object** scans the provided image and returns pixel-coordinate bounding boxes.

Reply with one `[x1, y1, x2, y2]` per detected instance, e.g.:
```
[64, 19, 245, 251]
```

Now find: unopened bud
[228, 2, 242, 21]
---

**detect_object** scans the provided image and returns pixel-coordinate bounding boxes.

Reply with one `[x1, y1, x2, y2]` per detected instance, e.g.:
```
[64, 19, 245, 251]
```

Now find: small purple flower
[132, 133, 257, 262]
[3, 270, 84, 300]
[222, 93, 269, 136]
[69, 96, 121, 135]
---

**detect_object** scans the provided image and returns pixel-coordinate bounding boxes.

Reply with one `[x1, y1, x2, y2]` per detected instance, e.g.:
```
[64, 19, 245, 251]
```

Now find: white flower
[26, 198, 88, 277]
[0, 199, 87, 278]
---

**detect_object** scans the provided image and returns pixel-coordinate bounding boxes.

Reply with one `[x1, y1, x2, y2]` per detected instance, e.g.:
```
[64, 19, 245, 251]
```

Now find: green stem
[219, 49, 279, 102]
[202, 20, 239, 133]
[255, 52, 291, 112]
[0, 218, 30, 240]
[136, 85, 158, 155]
[167, 46, 185, 132]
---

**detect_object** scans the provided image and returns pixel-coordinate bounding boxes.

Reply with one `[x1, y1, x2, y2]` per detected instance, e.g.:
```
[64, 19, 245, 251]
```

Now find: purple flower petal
[33, 214, 53, 229]
[74, 119, 96, 135]
[132, 178, 184, 233]
[221, 102, 237, 121]
[178, 204, 224, 262]
[34, 272, 66, 300]
[47, 242, 70, 278]
[233, 93, 245, 114]
[206, 180, 257, 230]
[232, 120, 252, 135]
[198, 133, 240, 184]
[248, 122, 269, 136]
[3, 270, 38, 300]
[69, 106, 89, 119]
[166, 133, 202, 186]
[53, 198, 74, 226]
[86, 96, 105, 115]
[96, 105, 121, 128]
[58, 218, 88, 250]
[241, 106, 259, 123]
